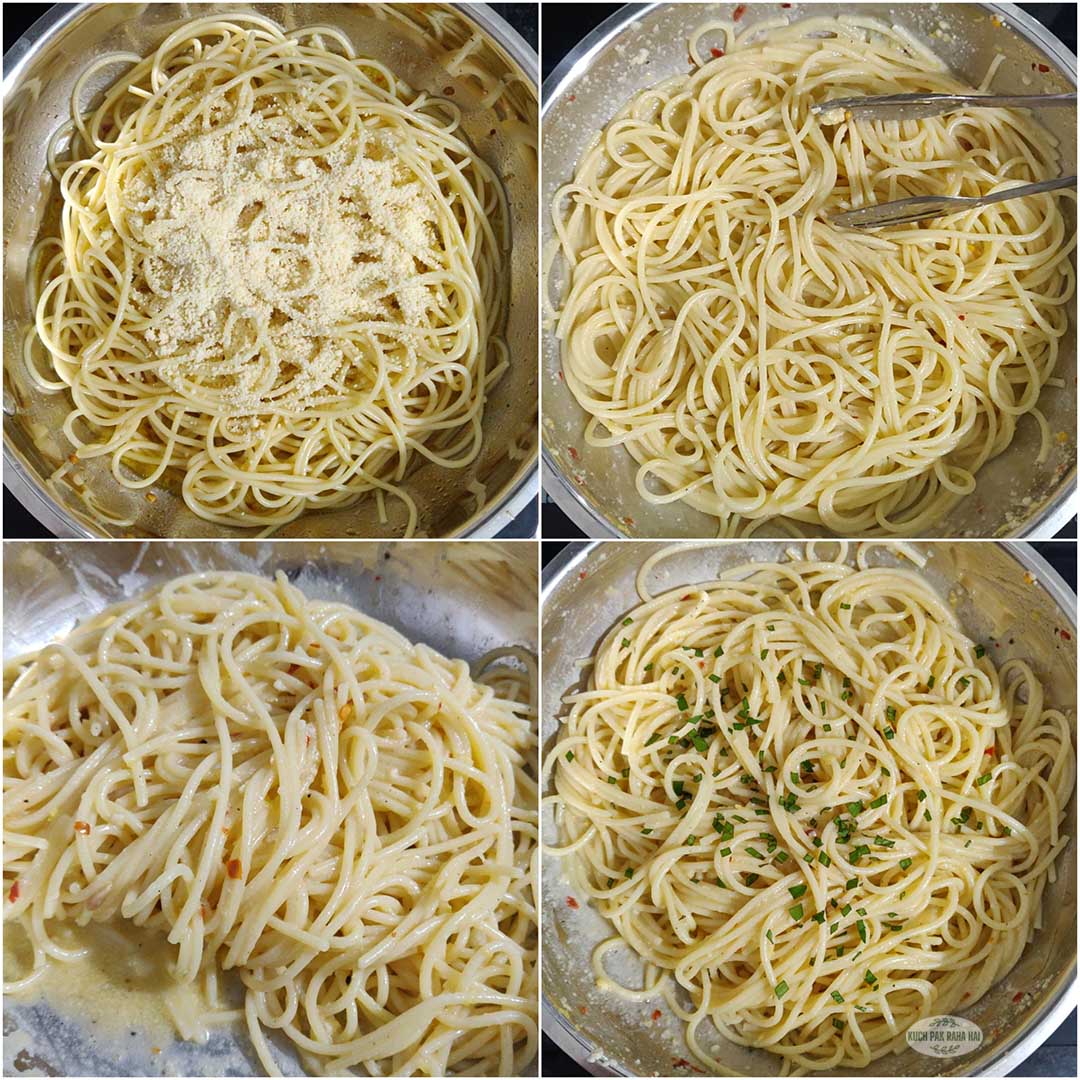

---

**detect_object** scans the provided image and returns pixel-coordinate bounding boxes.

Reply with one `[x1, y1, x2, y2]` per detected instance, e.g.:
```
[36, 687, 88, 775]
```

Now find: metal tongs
[810, 91, 1078, 228]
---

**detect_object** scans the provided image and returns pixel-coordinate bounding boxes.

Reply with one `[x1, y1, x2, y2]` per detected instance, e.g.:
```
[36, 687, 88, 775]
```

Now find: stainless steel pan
[541, 3, 1078, 539]
[3, 538, 539, 1076]
[541, 540, 1077, 1075]
[3, 2, 539, 538]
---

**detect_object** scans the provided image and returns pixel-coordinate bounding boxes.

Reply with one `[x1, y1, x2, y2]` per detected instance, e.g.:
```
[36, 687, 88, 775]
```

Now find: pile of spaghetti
[27, 14, 508, 533]
[4, 572, 537, 1076]
[553, 16, 1076, 534]
[545, 545, 1073, 1071]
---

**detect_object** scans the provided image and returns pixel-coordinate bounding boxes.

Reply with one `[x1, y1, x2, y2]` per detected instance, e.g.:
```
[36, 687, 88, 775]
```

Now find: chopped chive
[789, 904, 804, 921]
[565, 750, 574, 761]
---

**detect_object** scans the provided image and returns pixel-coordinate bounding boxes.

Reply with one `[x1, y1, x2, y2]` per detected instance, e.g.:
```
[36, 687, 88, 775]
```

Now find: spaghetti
[544, 544, 1073, 1071]
[552, 16, 1076, 535]
[26, 14, 509, 534]
[4, 572, 537, 1076]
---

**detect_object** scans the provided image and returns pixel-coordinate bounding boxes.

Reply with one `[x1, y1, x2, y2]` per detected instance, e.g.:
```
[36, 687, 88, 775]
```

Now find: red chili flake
[622, 516, 636, 527]
[8, 881, 20, 902]
[710, 47, 725, 58]
[443, 86, 455, 96]
[681, 594, 692, 601]
[568, 447, 581, 461]
[579, 571, 587, 581]
[733, 4, 747, 20]
[226, 858, 242, 879]
[568, 94, 576, 102]
[374, 575, 381, 581]
[557, 370, 565, 381]
[651, 1009, 662, 1021]
[579, 1005, 588, 1015]
[1061, 629, 1072, 641]
[1013, 991, 1024, 1003]
[564, 896, 580, 911]
[74, 821, 91, 836]
[958, 314, 966, 320]
[1037, 63, 1050, 73]
[985, 745, 995, 755]
[674, 1060, 691, 1069]
[781, 1, 792, 6]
